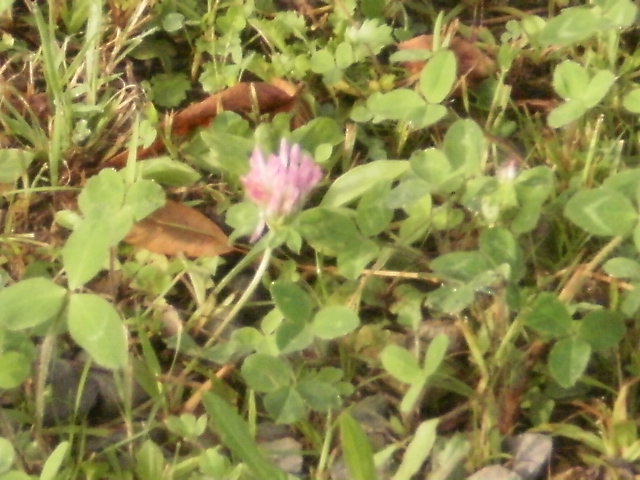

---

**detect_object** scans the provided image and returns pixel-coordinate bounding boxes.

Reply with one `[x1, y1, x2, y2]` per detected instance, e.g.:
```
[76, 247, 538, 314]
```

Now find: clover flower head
[241, 139, 323, 241]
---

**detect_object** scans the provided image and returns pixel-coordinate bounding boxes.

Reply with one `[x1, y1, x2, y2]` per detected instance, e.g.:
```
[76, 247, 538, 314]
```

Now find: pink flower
[242, 139, 323, 241]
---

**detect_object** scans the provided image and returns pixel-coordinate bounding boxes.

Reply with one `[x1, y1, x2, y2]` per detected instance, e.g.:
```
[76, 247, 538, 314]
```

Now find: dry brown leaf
[171, 81, 295, 136]
[125, 200, 233, 257]
[268, 78, 312, 128]
[105, 81, 304, 168]
[398, 34, 495, 85]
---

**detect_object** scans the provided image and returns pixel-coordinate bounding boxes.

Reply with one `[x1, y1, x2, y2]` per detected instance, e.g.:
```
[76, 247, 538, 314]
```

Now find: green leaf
[135, 440, 165, 480]
[124, 180, 166, 221]
[291, 117, 344, 161]
[350, 103, 373, 122]
[387, 178, 431, 209]
[431, 206, 464, 230]
[423, 333, 450, 376]
[582, 69, 616, 108]
[523, 293, 572, 338]
[512, 166, 554, 234]
[312, 305, 360, 339]
[296, 379, 341, 411]
[67, 294, 128, 369]
[203, 393, 287, 480]
[537, 7, 606, 46]
[0, 438, 14, 474]
[398, 335, 449, 415]
[577, 309, 625, 352]
[443, 119, 485, 174]
[198, 448, 231, 477]
[322, 160, 409, 207]
[380, 345, 421, 383]
[0, 352, 30, 389]
[400, 372, 430, 416]
[419, 49, 457, 104]
[0, 469, 31, 479]
[391, 285, 426, 330]
[430, 251, 492, 283]
[62, 216, 131, 289]
[547, 99, 587, 128]
[411, 103, 447, 129]
[548, 337, 591, 388]
[634, 224, 640, 253]
[129, 37, 176, 60]
[166, 413, 207, 439]
[564, 188, 637, 237]
[310, 49, 336, 74]
[264, 386, 306, 424]
[366, 89, 427, 122]
[410, 148, 456, 193]
[40, 441, 69, 480]
[162, 12, 184, 32]
[603, 257, 640, 280]
[337, 238, 379, 280]
[136, 156, 201, 187]
[356, 181, 394, 236]
[398, 194, 432, 244]
[226, 201, 261, 241]
[392, 418, 439, 480]
[276, 320, 314, 354]
[335, 41, 354, 69]
[297, 207, 363, 256]
[240, 353, 292, 392]
[601, 0, 638, 28]
[602, 168, 640, 199]
[271, 281, 313, 323]
[78, 168, 125, 218]
[339, 412, 378, 480]
[194, 114, 254, 176]
[150, 72, 190, 108]
[426, 284, 475, 315]
[623, 88, 640, 114]
[361, 0, 385, 18]
[345, 18, 393, 55]
[622, 286, 640, 316]
[0, 278, 67, 330]
[552, 61, 589, 100]
[479, 227, 525, 281]
[0, 149, 35, 184]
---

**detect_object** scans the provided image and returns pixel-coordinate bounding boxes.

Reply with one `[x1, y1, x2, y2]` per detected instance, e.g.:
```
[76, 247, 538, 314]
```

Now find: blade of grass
[203, 392, 287, 480]
[31, 3, 71, 185]
[339, 411, 378, 480]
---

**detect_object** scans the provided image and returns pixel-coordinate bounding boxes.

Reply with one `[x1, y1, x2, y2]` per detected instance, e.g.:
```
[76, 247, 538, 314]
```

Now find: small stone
[468, 465, 523, 480]
[510, 432, 552, 480]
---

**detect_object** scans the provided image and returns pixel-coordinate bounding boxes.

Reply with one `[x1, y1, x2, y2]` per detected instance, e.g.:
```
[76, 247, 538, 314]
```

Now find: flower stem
[211, 246, 273, 341]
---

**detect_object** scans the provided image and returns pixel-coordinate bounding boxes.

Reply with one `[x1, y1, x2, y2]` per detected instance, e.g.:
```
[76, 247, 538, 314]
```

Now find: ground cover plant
[2, 0, 640, 478]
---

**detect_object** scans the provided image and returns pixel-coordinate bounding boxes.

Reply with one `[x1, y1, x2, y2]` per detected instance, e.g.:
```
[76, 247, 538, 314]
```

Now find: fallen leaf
[105, 81, 305, 168]
[398, 34, 495, 85]
[171, 81, 295, 136]
[268, 79, 312, 128]
[125, 200, 233, 257]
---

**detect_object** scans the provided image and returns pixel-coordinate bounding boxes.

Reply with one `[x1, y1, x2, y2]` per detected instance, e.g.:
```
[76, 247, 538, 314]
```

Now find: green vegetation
[2, 0, 640, 478]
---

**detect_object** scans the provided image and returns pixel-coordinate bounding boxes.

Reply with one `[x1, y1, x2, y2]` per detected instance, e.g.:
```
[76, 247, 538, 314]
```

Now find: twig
[559, 235, 624, 303]
[181, 364, 235, 414]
